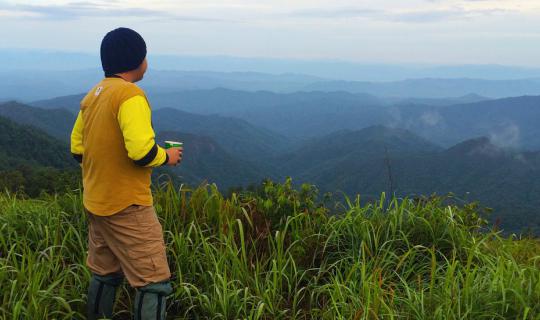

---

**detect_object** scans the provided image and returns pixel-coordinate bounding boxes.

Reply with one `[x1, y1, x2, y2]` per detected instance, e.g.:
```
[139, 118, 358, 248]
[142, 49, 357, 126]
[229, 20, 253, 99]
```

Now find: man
[70, 27, 182, 320]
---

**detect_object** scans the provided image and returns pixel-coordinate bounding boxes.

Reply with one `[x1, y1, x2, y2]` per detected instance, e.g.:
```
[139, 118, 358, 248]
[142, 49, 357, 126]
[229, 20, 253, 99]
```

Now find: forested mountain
[397, 95, 540, 150]
[278, 126, 441, 175]
[0, 101, 75, 141]
[0, 115, 79, 196]
[31, 93, 84, 113]
[144, 91, 540, 150]
[0, 115, 73, 169]
[0, 104, 271, 192]
[3, 97, 540, 234]
[153, 108, 291, 160]
[31, 89, 540, 149]
[6, 101, 291, 159]
[280, 128, 540, 234]
[155, 131, 267, 189]
[31, 88, 383, 116]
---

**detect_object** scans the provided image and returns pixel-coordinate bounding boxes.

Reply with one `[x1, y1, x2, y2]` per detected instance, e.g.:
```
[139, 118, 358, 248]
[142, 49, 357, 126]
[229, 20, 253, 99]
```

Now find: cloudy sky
[1, 0, 539, 66]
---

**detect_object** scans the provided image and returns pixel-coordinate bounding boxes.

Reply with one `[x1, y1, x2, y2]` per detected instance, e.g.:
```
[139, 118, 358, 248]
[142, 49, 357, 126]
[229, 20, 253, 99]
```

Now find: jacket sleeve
[117, 95, 168, 167]
[70, 110, 84, 164]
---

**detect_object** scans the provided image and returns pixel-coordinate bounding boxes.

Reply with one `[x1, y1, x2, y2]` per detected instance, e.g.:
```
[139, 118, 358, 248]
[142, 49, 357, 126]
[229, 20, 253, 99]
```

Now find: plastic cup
[164, 141, 183, 149]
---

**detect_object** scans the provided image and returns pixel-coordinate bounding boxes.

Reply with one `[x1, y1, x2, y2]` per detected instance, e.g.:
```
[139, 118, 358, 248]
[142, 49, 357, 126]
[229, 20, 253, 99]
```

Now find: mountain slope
[0, 101, 76, 141]
[0, 115, 74, 169]
[153, 108, 291, 160]
[0, 115, 79, 196]
[281, 131, 540, 234]
[150, 91, 540, 150]
[31, 93, 84, 114]
[279, 126, 441, 175]
[391, 93, 490, 107]
[155, 131, 269, 189]
[22, 100, 291, 160]
[399, 95, 540, 150]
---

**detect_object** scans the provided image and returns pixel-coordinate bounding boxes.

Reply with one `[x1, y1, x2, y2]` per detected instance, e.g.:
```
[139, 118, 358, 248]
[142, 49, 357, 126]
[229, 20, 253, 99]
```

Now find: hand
[166, 147, 183, 166]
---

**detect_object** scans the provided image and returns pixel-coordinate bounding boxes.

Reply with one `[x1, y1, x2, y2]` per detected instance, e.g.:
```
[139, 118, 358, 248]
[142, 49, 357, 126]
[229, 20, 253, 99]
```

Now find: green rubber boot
[133, 281, 173, 320]
[86, 273, 124, 320]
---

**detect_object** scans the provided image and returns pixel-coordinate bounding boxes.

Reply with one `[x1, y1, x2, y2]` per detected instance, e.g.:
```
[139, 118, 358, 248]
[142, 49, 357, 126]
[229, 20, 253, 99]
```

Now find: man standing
[70, 27, 182, 319]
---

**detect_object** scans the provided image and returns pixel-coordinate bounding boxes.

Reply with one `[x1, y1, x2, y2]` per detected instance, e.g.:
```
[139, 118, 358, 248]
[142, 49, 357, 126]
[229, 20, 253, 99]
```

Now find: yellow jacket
[70, 77, 167, 216]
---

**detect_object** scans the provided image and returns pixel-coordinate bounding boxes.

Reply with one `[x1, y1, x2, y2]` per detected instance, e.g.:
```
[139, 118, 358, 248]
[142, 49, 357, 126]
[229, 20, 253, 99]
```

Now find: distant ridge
[31, 93, 85, 113]
[303, 78, 540, 99]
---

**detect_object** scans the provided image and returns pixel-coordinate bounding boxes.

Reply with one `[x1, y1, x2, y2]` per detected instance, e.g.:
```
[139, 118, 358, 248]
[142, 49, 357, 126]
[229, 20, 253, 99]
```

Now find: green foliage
[0, 115, 80, 197]
[0, 116, 74, 169]
[0, 180, 539, 319]
[0, 165, 81, 197]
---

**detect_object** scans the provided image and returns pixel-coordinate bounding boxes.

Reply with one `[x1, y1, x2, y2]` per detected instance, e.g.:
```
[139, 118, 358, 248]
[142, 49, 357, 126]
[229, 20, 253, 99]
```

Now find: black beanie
[100, 27, 147, 76]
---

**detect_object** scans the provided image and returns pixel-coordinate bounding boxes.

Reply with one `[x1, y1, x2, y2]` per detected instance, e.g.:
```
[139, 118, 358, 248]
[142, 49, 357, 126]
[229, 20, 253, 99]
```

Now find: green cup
[164, 140, 183, 149]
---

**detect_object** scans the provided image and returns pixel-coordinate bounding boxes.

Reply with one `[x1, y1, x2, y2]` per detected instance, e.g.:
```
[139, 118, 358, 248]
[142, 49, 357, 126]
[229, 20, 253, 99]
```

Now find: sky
[1, 0, 540, 66]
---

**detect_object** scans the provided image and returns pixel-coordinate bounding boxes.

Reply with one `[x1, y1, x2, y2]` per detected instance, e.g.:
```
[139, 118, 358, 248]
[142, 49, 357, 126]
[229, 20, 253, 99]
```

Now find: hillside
[31, 93, 84, 113]
[400, 95, 540, 150]
[27, 99, 291, 159]
[5, 98, 540, 233]
[153, 108, 291, 160]
[0, 115, 73, 169]
[0, 101, 76, 141]
[278, 125, 441, 174]
[236, 94, 540, 149]
[0, 115, 79, 196]
[281, 129, 540, 234]
[155, 131, 268, 190]
[134, 90, 540, 148]
[0, 111, 268, 193]
[31, 91, 540, 150]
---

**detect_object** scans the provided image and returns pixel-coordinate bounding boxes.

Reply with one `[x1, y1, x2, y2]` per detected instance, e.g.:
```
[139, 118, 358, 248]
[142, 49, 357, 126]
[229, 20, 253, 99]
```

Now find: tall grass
[0, 178, 539, 319]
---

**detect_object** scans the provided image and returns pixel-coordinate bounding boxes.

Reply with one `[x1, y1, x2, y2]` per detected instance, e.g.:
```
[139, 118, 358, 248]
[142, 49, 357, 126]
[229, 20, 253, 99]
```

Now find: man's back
[80, 77, 153, 215]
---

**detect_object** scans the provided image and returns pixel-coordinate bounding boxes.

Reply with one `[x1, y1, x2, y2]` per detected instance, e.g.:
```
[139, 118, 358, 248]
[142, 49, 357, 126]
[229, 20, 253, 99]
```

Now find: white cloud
[0, 0, 539, 65]
[420, 111, 443, 126]
[489, 123, 521, 148]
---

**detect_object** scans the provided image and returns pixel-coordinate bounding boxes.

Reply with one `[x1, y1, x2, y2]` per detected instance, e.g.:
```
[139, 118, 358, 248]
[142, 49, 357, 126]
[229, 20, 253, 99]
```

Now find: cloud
[289, 4, 512, 23]
[239, 0, 535, 24]
[393, 7, 509, 23]
[489, 123, 520, 148]
[290, 7, 381, 19]
[0, 1, 224, 21]
[420, 111, 442, 126]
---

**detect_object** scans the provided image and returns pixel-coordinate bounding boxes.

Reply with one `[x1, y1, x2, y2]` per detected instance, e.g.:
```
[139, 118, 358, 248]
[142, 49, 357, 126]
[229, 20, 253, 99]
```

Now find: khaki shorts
[85, 205, 171, 288]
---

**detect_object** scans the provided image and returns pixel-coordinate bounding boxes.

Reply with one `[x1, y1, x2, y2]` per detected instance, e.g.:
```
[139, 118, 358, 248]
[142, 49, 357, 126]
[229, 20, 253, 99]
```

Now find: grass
[0, 178, 539, 319]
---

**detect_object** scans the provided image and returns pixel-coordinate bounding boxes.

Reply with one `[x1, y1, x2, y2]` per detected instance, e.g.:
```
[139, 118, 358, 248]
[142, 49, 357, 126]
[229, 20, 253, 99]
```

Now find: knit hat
[100, 27, 147, 76]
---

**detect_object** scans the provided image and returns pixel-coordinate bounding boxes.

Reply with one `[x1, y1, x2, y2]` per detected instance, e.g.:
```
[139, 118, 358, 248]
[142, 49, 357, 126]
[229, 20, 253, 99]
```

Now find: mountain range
[276, 127, 540, 234]
[4, 67, 540, 101]
[1, 96, 539, 234]
[3, 49, 540, 81]
[31, 89, 540, 150]
[0, 111, 268, 192]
